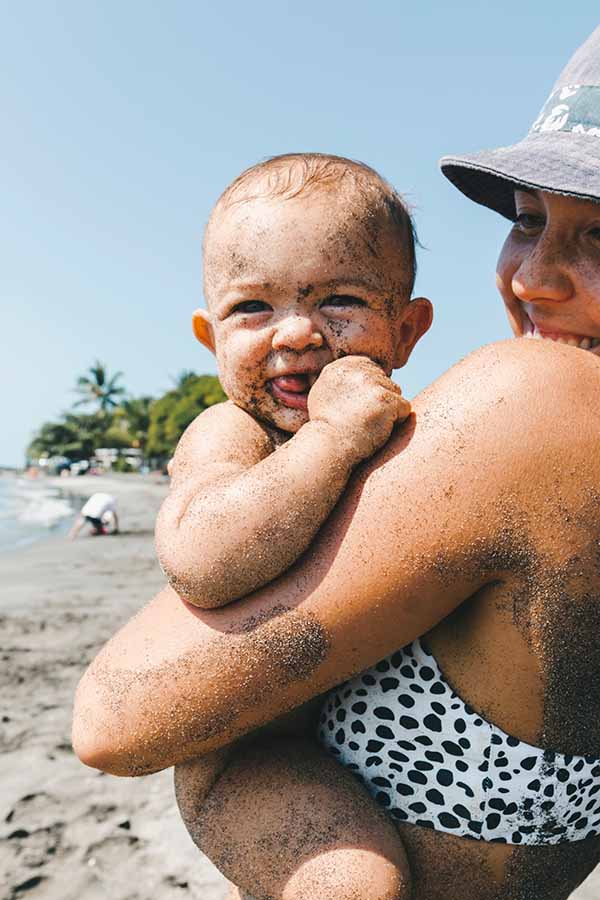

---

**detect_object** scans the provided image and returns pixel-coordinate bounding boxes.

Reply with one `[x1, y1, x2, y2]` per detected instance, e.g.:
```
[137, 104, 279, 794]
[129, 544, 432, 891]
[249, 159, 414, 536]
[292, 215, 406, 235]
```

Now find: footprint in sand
[85, 833, 141, 874]
[6, 822, 63, 868]
[87, 803, 117, 823]
[5, 792, 55, 826]
[4, 792, 65, 855]
[3, 796, 65, 899]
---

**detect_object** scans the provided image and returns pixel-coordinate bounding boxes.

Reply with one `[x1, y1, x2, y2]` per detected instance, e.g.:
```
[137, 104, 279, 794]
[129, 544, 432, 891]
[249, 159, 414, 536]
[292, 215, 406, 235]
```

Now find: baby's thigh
[196, 737, 410, 900]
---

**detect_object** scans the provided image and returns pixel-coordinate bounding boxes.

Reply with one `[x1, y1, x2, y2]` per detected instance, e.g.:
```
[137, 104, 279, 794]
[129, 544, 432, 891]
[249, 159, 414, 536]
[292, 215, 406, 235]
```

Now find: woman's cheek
[496, 235, 518, 296]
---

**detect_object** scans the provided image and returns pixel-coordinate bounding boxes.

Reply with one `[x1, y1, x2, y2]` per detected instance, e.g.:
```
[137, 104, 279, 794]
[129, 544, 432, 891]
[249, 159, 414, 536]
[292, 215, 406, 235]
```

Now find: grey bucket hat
[440, 26, 600, 220]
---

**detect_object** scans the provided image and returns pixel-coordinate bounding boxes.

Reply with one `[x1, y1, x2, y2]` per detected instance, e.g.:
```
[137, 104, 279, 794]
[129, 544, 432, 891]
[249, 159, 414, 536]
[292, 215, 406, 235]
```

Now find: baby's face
[201, 193, 424, 432]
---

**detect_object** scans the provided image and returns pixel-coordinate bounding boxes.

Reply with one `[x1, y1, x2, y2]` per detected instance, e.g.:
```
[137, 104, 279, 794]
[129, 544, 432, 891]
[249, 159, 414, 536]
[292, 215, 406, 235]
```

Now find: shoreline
[0, 472, 171, 555]
[0, 474, 81, 555]
[0, 474, 598, 898]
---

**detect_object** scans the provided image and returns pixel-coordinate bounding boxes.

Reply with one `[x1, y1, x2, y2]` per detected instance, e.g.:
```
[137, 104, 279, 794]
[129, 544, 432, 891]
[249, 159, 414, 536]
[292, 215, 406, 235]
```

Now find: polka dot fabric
[318, 640, 600, 845]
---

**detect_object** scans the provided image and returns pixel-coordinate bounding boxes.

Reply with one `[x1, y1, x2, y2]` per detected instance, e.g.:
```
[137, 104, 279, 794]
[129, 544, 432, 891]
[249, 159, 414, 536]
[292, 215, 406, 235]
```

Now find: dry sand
[1, 473, 598, 899]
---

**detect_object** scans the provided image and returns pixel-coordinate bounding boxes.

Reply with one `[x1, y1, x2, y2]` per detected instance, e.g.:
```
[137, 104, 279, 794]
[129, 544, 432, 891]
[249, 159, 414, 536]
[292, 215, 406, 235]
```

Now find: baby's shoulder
[190, 398, 253, 428]
[188, 399, 272, 439]
[173, 401, 274, 469]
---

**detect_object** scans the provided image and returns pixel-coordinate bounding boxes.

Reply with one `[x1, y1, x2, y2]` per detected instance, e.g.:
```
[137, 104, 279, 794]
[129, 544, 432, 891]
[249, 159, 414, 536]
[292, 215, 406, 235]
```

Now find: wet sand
[0, 474, 598, 899]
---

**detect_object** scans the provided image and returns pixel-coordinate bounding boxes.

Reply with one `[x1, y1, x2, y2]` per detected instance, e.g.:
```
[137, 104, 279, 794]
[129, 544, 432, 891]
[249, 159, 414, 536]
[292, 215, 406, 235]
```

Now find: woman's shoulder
[415, 338, 600, 429]
[402, 338, 600, 494]
[462, 337, 600, 390]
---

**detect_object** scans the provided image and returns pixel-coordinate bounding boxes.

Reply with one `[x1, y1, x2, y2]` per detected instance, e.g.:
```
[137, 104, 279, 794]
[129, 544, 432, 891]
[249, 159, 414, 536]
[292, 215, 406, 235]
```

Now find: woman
[73, 27, 600, 900]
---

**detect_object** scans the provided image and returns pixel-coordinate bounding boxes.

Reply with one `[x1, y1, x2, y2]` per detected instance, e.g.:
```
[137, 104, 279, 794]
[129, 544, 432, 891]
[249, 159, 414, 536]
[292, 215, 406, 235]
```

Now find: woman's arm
[73, 340, 600, 776]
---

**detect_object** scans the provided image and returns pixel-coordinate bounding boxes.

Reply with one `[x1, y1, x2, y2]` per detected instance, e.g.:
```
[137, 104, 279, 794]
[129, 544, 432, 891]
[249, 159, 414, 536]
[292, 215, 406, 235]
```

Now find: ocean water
[0, 476, 78, 553]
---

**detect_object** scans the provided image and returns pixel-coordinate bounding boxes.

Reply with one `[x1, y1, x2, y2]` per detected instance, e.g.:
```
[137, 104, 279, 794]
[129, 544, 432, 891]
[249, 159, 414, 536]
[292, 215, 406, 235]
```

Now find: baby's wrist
[303, 418, 363, 468]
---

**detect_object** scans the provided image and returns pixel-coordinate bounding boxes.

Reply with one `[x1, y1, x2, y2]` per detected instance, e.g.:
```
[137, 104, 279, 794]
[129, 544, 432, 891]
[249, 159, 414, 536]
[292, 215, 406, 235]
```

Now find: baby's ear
[394, 297, 433, 367]
[192, 309, 216, 353]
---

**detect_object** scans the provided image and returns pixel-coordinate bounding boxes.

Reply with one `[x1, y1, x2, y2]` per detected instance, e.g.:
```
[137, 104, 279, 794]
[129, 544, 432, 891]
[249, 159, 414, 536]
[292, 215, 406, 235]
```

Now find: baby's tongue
[271, 374, 310, 393]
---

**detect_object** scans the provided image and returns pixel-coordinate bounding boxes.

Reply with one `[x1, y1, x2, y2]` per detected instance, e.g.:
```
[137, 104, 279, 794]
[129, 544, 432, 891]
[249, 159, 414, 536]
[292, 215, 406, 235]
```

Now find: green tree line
[27, 362, 226, 466]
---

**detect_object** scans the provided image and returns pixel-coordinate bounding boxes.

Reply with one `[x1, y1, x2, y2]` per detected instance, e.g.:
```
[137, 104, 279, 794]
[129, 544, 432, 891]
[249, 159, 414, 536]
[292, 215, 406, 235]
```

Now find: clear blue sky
[2, 3, 598, 466]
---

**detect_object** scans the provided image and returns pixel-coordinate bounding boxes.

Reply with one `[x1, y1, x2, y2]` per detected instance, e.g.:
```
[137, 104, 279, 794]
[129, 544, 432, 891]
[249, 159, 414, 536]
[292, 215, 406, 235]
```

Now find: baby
[156, 153, 432, 900]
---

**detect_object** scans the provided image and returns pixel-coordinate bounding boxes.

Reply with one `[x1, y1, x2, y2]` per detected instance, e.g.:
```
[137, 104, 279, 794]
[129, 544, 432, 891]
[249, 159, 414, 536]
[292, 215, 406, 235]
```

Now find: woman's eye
[231, 300, 270, 314]
[515, 213, 544, 233]
[587, 226, 600, 241]
[322, 294, 366, 309]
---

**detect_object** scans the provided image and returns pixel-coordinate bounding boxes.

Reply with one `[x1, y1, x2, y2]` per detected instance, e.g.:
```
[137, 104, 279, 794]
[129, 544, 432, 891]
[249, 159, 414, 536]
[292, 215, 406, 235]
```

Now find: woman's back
[320, 342, 600, 899]
[405, 548, 600, 899]
[439, 505, 600, 895]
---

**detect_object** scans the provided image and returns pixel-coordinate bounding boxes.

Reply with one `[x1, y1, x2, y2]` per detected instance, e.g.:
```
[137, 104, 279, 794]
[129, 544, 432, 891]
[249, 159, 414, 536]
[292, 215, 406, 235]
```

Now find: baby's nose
[272, 314, 324, 351]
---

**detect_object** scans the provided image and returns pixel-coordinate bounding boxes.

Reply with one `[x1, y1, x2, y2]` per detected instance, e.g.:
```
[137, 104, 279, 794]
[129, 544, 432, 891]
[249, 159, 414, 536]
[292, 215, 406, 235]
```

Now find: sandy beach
[1, 473, 599, 899]
[1, 475, 229, 900]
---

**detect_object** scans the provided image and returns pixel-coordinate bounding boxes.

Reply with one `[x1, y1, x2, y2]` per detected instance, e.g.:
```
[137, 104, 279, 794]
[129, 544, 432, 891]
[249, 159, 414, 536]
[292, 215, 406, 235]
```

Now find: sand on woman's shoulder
[0, 475, 229, 899]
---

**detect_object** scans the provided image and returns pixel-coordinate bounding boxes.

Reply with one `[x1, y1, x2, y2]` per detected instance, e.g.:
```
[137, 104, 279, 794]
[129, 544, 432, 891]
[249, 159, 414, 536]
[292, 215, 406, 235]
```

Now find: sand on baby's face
[202, 190, 416, 435]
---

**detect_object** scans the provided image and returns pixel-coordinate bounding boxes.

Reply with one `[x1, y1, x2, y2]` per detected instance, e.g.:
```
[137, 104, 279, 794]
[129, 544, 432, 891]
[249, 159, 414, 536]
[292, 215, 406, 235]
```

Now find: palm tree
[172, 369, 198, 389]
[74, 361, 126, 413]
[111, 396, 154, 452]
[27, 412, 114, 462]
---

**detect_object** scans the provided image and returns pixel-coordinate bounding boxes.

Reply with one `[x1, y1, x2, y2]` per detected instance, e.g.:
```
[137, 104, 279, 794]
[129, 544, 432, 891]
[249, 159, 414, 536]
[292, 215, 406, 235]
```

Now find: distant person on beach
[68, 492, 118, 539]
[75, 27, 600, 900]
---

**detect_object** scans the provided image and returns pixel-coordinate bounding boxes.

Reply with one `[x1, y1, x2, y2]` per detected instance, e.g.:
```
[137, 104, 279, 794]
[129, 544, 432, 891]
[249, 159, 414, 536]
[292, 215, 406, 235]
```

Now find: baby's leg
[175, 737, 410, 900]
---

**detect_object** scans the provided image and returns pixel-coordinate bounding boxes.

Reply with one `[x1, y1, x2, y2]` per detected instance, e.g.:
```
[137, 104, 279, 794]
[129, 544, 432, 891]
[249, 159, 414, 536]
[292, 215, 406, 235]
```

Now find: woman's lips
[269, 375, 310, 411]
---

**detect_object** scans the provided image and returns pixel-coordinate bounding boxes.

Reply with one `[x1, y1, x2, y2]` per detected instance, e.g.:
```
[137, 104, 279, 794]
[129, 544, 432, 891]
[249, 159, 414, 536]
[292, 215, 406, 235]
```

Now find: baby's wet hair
[205, 152, 418, 298]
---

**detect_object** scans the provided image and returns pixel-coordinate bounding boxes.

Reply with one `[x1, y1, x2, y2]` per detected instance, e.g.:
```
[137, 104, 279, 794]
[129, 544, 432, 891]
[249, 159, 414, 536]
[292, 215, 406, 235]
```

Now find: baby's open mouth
[269, 373, 318, 410]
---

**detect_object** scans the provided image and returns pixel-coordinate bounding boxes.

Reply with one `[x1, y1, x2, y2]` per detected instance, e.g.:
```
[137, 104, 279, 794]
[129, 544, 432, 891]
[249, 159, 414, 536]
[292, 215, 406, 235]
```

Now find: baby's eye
[514, 213, 544, 233]
[321, 294, 367, 309]
[231, 300, 271, 314]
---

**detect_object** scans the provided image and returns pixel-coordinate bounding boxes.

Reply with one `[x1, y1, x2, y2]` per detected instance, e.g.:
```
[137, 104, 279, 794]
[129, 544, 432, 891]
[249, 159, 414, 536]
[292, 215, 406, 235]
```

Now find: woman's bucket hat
[440, 26, 600, 219]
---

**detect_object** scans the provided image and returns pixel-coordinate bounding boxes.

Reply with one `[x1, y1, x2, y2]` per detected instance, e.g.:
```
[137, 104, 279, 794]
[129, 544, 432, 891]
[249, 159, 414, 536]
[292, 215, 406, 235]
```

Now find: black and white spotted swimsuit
[317, 639, 600, 845]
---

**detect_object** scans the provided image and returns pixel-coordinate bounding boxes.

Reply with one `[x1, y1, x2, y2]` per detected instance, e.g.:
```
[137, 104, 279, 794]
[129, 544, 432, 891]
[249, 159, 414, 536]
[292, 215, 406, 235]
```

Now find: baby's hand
[307, 356, 411, 463]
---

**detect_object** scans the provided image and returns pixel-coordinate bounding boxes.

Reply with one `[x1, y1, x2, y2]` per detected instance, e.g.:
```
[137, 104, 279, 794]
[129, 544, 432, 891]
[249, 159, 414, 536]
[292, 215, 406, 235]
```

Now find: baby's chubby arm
[156, 356, 410, 608]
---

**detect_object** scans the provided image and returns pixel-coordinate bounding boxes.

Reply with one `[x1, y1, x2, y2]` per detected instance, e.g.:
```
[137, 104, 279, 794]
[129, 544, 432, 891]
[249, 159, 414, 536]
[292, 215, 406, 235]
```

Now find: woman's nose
[271, 314, 324, 351]
[511, 238, 573, 305]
